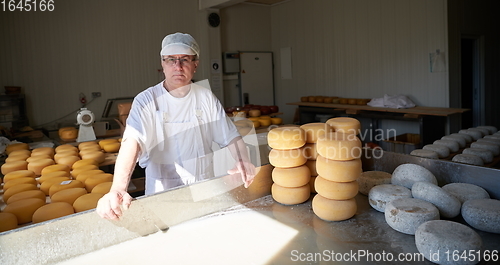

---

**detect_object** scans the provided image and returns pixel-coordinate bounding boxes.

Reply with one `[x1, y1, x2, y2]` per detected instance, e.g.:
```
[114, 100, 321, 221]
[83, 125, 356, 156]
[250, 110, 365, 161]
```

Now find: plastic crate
[381, 133, 420, 154]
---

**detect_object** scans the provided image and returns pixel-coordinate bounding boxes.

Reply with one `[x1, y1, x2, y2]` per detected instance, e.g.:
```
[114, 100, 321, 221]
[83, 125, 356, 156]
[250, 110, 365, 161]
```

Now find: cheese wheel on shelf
[303, 143, 318, 160]
[315, 176, 359, 200]
[49, 180, 85, 197]
[38, 171, 71, 184]
[98, 139, 119, 148]
[55, 144, 78, 153]
[1, 161, 29, 175]
[272, 165, 310, 188]
[271, 183, 310, 205]
[27, 158, 55, 176]
[3, 198, 46, 224]
[84, 173, 114, 192]
[312, 194, 357, 221]
[299, 123, 331, 143]
[5, 143, 29, 155]
[72, 159, 99, 169]
[54, 150, 80, 162]
[3, 177, 37, 192]
[31, 147, 55, 157]
[71, 164, 99, 178]
[5, 153, 30, 163]
[326, 117, 361, 135]
[56, 156, 81, 168]
[75, 169, 105, 183]
[8, 149, 31, 157]
[6, 190, 46, 205]
[79, 145, 102, 153]
[305, 159, 318, 177]
[73, 193, 105, 213]
[26, 154, 52, 163]
[32, 202, 75, 223]
[316, 156, 361, 182]
[269, 148, 307, 168]
[40, 177, 72, 195]
[317, 132, 362, 161]
[80, 151, 106, 164]
[102, 142, 121, 153]
[59, 127, 78, 141]
[2, 170, 36, 183]
[41, 164, 71, 175]
[3, 183, 38, 203]
[0, 212, 18, 232]
[51, 187, 87, 205]
[77, 141, 98, 150]
[267, 127, 306, 150]
[91, 182, 112, 194]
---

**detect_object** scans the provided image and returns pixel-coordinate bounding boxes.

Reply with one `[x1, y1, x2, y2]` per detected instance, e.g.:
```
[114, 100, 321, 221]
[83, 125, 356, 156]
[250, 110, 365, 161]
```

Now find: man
[96, 33, 255, 220]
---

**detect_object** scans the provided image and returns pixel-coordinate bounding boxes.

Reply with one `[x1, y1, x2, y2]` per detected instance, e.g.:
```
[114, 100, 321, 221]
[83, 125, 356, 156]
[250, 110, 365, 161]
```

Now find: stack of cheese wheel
[98, 138, 121, 153]
[313, 117, 362, 221]
[268, 126, 310, 205]
[27, 147, 56, 176]
[299, 123, 332, 194]
[78, 141, 106, 165]
[1, 146, 31, 176]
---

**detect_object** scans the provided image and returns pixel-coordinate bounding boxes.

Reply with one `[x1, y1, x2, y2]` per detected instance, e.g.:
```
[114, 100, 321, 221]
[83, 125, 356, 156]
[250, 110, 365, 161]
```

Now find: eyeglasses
[162, 57, 197, 66]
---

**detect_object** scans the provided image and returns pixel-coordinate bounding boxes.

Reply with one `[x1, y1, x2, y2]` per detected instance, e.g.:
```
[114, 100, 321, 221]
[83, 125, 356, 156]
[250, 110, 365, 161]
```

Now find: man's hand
[96, 190, 133, 220]
[227, 160, 256, 188]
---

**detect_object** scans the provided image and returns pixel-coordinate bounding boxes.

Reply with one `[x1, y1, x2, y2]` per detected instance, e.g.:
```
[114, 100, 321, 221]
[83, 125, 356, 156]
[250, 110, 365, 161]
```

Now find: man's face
[161, 54, 198, 89]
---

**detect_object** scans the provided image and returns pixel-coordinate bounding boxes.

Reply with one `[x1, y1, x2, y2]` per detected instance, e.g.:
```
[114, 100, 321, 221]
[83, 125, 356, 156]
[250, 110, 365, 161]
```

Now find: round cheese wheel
[79, 144, 102, 153]
[2, 170, 36, 183]
[452, 154, 484, 166]
[27, 158, 55, 176]
[38, 171, 71, 184]
[391, 163, 437, 189]
[75, 169, 105, 183]
[31, 147, 55, 158]
[368, 184, 412, 212]
[315, 176, 358, 200]
[299, 123, 331, 143]
[55, 144, 78, 153]
[357, 171, 392, 196]
[267, 127, 306, 150]
[41, 164, 71, 175]
[385, 198, 440, 235]
[32, 202, 75, 223]
[56, 155, 81, 168]
[309, 176, 317, 194]
[1, 161, 28, 175]
[409, 149, 439, 159]
[5, 143, 29, 155]
[304, 159, 318, 177]
[51, 187, 88, 205]
[268, 148, 307, 168]
[54, 150, 80, 162]
[477, 125, 498, 134]
[40, 177, 72, 195]
[0, 212, 18, 232]
[59, 127, 78, 140]
[3, 198, 45, 224]
[484, 134, 500, 141]
[91, 182, 113, 194]
[477, 138, 500, 146]
[98, 139, 119, 149]
[312, 194, 357, 221]
[325, 117, 361, 135]
[469, 127, 490, 136]
[73, 193, 105, 213]
[442, 183, 490, 204]
[441, 135, 466, 148]
[3, 183, 38, 203]
[84, 173, 114, 192]
[6, 190, 46, 205]
[71, 164, 99, 178]
[272, 165, 310, 188]
[78, 141, 98, 149]
[102, 142, 121, 153]
[452, 132, 473, 143]
[270, 117, 282, 125]
[459, 129, 482, 140]
[26, 154, 52, 163]
[271, 183, 310, 205]
[8, 149, 31, 157]
[461, 199, 500, 234]
[316, 156, 361, 182]
[462, 148, 494, 164]
[433, 139, 460, 153]
[49, 180, 85, 197]
[470, 142, 500, 156]
[302, 143, 318, 160]
[422, 144, 450, 158]
[259, 119, 271, 127]
[80, 151, 106, 164]
[5, 153, 30, 163]
[3, 177, 37, 192]
[72, 159, 99, 169]
[317, 132, 362, 161]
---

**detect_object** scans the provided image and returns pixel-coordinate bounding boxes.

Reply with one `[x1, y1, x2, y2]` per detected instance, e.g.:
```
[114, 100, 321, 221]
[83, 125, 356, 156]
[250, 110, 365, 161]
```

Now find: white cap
[160, 32, 200, 57]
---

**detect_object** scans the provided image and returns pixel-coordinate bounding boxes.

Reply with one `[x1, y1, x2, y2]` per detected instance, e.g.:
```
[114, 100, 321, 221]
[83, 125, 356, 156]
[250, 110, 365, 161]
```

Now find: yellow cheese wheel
[5, 143, 29, 155]
[41, 164, 71, 175]
[27, 158, 55, 176]
[54, 150, 80, 162]
[269, 148, 307, 168]
[31, 147, 55, 158]
[300, 123, 332, 143]
[26, 154, 52, 163]
[51, 187, 87, 205]
[38, 171, 71, 184]
[0, 212, 18, 232]
[315, 176, 358, 200]
[317, 132, 362, 161]
[79, 145, 102, 153]
[70, 164, 99, 178]
[73, 193, 104, 213]
[326, 117, 361, 135]
[2, 170, 36, 183]
[270, 117, 282, 125]
[77, 141, 98, 149]
[102, 142, 121, 153]
[84, 173, 113, 192]
[8, 149, 31, 157]
[267, 127, 306, 150]
[316, 156, 362, 182]
[5, 153, 30, 163]
[305, 159, 318, 177]
[309, 176, 317, 193]
[303, 143, 318, 160]
[312, 194, 357, 221]
[3, 183, 38, 202]
[32, 202, 75, 223]
[258, 119, 272, 127]
[80, 151, 105, 164]
[3, 177, 38, 192]
[40, 177, 72, 195]
[71, 159, 100, 170]
[6, 190, 46, 205]
[75, 169, 105, 183]
[259, 115, 271, 120]
[91, 182, 112, 194]
[59, 127, 78, 140]
[98, 139, 119, 148]
[272, 165, 310, 188]
[3, 198, 45, 224]
[49, 180, 85, 197]
[56, 156, 81, 168]
[1, 161, 28, 175]
[271, 183, 310, 205]
[55, 144, 78, 153]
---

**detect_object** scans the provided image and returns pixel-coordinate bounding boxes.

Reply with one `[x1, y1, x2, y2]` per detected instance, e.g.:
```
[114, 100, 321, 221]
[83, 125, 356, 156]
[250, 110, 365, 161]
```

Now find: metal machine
[76, 108, 96, 142]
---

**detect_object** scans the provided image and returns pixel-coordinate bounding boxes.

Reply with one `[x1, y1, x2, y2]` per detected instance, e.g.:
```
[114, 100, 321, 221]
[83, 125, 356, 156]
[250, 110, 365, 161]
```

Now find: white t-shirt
[122, 81, 240, 193]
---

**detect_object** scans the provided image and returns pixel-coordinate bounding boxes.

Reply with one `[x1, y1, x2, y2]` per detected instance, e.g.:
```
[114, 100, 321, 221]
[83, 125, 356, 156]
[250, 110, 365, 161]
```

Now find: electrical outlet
[92, 92, 101, 98]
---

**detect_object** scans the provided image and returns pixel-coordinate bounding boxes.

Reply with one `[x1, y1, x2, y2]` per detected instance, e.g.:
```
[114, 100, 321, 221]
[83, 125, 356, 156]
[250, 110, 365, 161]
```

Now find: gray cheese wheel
[459, 129, 482, 140]
[477, 125, 498, 134]
[410, 149, 439, 159]
[470, 142, 499, 156]
[462, 148, 494, 164]
[452, 154, 484, 166]
[357, 171, 392, 196]
[442, 183, 490, 204]
[368, 184, 412, 212]
[415, 220, 483, 265]
[469, 127, 490, 136]
[423, 144, 450, 158]
[477, 137, 500, 146]
[433, 139, 460, 153]
[453, 132, 473, 143]
[384, 198, 440, 235]
[441, 135, 466, 148]
[462, 198, 500, 234]
[391, 163, 437, 189]
[412, 182, 461, 218]
[484, 134, 500, 141]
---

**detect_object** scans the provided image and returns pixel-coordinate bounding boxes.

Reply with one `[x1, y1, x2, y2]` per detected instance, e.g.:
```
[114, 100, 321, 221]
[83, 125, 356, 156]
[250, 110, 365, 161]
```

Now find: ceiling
[245, 0, 288, 5]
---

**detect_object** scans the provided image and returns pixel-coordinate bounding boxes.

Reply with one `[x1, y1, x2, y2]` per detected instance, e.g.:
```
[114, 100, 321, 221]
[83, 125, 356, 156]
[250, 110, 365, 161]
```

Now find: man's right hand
[96, 190, 133, 220]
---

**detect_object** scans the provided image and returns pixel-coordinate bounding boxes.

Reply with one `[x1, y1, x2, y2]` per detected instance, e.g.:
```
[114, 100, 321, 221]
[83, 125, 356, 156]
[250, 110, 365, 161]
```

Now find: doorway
[460, 36, 484, 128]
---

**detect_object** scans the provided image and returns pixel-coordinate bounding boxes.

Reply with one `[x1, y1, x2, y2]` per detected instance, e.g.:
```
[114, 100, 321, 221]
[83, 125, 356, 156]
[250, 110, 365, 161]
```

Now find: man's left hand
[227, 160, 256, 188]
